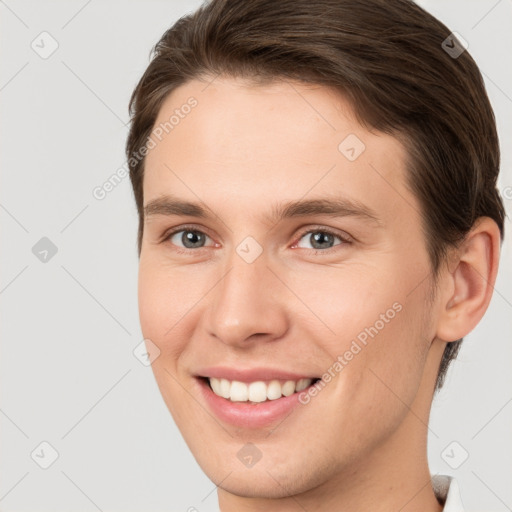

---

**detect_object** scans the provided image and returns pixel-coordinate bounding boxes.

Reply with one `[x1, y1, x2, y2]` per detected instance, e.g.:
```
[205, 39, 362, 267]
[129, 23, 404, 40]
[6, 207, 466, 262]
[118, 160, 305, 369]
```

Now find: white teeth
[209, 377, 221, 396]
[295, 378, 311, 392]
[207, 377, 314, 402]
[281, 380, 296, 396]
[248, 381, 267, 402]
[219, 378, 231, 399]
[230, 380, 248, 402]
[266, 380, 282, 400]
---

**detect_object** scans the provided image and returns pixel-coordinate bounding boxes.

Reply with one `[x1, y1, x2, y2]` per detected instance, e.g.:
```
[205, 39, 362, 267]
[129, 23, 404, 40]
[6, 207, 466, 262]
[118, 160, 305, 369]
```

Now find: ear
[436, 217, 501, 342]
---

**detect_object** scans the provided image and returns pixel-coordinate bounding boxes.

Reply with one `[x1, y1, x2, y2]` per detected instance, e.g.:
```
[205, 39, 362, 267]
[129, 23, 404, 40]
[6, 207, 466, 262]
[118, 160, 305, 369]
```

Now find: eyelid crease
[295, 225, 353, 241]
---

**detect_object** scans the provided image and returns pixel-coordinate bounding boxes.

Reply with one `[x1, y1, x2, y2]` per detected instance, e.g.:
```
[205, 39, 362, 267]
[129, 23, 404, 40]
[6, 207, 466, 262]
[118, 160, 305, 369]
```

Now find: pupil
[183, 231, 204, 248]
[311, 232, 333, 249]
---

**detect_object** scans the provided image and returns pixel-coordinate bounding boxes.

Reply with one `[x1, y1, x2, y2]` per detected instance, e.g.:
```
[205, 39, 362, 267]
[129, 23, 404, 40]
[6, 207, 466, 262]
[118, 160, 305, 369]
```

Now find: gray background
[1, 1, 511, 511]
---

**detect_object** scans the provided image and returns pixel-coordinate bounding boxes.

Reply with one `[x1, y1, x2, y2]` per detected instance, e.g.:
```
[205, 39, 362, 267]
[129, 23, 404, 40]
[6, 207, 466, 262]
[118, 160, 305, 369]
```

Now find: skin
[138, 76, 500, 512]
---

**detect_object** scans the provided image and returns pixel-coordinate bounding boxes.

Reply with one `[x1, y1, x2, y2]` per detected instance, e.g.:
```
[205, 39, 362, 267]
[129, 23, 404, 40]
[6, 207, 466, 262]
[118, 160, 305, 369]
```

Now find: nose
[203, 254, 289, 348]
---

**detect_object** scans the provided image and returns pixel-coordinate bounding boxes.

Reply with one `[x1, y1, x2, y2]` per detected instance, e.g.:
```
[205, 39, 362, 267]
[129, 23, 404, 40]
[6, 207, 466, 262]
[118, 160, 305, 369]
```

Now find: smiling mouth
[200, 376, 321, 404]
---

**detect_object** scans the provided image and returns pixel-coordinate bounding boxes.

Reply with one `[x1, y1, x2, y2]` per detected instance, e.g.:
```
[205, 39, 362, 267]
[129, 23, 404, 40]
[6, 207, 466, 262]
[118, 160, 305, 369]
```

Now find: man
[125, 0, 505, 510]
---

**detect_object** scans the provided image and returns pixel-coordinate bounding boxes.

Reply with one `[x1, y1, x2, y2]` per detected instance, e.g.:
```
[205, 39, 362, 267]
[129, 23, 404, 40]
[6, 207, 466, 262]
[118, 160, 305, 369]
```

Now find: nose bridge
[205, 248, 288, 346]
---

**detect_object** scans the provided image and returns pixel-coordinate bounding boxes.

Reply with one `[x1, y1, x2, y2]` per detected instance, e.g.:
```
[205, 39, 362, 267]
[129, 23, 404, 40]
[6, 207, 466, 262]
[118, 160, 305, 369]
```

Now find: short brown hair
[126, 0, 505, 391]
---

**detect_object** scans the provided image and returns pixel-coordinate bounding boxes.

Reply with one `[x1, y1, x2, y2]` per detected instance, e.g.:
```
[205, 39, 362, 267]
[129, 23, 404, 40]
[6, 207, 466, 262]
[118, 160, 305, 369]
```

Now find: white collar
[432, 474, 464, 511]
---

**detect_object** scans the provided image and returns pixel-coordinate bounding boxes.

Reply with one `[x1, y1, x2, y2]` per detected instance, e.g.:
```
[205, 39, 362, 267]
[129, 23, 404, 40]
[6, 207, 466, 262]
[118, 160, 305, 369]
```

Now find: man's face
[138, 77, 440, 498]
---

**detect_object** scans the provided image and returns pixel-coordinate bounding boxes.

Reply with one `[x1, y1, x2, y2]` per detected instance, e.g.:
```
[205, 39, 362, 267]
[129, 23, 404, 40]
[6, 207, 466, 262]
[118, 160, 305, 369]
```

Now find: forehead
[143, 76, 416, 227]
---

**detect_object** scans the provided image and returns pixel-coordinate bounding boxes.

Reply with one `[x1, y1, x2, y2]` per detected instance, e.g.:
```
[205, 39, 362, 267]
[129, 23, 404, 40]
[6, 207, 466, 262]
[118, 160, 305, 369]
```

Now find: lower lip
[196, 377, 311, 429]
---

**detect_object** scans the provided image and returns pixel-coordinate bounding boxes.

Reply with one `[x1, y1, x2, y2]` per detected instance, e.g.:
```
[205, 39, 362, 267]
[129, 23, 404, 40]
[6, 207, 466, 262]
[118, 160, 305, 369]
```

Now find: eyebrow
[144, 194, 382, 226]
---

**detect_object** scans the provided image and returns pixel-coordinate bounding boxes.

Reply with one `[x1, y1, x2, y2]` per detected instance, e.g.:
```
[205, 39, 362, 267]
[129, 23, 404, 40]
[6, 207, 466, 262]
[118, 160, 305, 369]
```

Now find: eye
[163, 226, 215, 251]
[161, 225, 350, 254]
[293, 228, 350, 252]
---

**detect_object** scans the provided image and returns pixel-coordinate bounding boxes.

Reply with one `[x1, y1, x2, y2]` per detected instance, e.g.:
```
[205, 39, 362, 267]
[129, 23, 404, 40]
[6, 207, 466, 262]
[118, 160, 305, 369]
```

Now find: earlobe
[436, 217, 501, 342]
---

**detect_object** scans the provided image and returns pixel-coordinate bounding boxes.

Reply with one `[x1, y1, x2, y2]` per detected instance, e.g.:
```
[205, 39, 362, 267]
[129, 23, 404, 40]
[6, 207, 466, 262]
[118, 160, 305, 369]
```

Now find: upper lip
[195, 366, 319, 383]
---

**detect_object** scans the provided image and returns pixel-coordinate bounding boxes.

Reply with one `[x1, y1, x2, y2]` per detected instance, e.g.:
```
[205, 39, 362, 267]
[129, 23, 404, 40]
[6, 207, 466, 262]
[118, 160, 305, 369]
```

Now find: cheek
[291, 260, 431, 400]
[137, 259, 201, 359]
[138, 264, 166, 344]
[137, 259, 204, 423]
[319, 296, 430, 458]
[284, 261, 406, 344]
[344, 288, 431, 431]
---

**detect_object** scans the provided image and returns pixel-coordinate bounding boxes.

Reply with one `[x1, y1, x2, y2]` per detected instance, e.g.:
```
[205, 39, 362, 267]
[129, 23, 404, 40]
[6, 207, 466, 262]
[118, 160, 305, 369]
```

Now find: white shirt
[432, 474, 464, 511]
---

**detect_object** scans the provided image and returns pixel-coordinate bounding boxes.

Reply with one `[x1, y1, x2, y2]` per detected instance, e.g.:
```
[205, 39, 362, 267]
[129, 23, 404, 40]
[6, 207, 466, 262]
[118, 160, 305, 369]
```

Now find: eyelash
[161, 224, 352, 255]
[291, 227, 351, 253]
